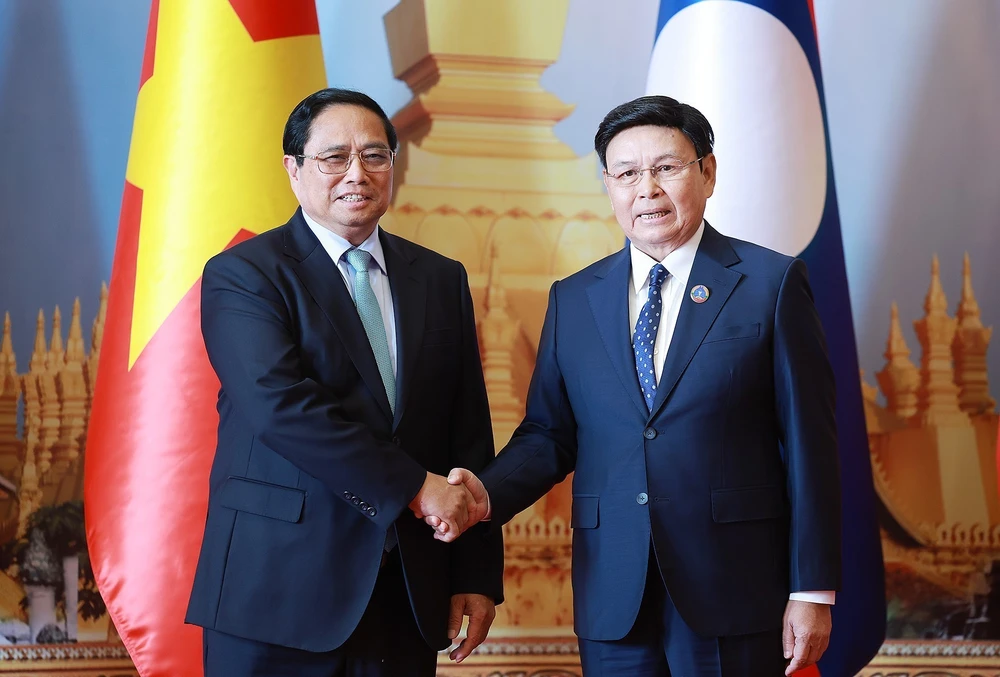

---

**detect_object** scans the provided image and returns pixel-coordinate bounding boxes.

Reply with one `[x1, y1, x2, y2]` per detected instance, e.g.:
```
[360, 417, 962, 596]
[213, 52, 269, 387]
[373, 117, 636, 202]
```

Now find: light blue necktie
[633, 263, 669, 411]
[345, 248, 398, 556]
[345, 248, 395, 414]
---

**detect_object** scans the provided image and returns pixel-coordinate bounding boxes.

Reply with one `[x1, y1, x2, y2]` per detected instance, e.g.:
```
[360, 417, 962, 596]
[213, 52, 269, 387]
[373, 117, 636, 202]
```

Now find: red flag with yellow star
[84, 2, 325, 675]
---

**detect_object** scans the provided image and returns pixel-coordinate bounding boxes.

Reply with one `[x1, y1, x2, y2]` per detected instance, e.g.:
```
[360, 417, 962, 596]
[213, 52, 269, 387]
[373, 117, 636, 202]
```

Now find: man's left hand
[423, 468, 491, 540]
[447, 593, 496, 663]
[782, 600, 832, 675]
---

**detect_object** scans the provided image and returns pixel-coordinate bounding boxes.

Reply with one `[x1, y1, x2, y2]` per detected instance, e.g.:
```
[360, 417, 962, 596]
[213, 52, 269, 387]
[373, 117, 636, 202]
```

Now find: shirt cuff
[789, 591, 836, 605]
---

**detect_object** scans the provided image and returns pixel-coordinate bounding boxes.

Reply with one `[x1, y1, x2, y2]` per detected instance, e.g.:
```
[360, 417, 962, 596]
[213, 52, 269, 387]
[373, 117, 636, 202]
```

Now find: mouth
[338, 194, 370, 203]
[637, 209, 671, 221]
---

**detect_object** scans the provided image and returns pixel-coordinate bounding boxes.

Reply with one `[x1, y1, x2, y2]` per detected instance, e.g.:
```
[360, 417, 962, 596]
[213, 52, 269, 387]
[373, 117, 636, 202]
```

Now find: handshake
[408, 468, 489, 542]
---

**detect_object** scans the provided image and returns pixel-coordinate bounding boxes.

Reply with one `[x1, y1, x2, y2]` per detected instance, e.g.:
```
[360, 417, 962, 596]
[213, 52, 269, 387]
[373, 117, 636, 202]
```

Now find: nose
[636, 169, 663, 199]
[342, 154, 369, 183]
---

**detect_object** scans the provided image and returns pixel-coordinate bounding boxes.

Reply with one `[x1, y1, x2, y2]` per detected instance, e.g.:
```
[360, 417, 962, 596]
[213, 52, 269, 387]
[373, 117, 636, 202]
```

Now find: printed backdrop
[0, 1, 998, 676]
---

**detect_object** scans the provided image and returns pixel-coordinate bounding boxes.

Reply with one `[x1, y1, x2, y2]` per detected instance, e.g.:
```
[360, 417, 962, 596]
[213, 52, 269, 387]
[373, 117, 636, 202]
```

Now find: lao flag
[647, 1, 886, 675]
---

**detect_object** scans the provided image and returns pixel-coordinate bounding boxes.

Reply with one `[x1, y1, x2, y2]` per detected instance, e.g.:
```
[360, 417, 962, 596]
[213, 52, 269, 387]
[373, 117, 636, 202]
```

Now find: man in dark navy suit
[443, 96, 842, 676]
[186, 88, 501, 677]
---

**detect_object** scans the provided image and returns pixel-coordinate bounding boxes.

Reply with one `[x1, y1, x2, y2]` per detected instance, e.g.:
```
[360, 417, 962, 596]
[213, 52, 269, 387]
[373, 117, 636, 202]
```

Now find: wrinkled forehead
[606, 125, 696, 165]
[305, 104, 391, 151]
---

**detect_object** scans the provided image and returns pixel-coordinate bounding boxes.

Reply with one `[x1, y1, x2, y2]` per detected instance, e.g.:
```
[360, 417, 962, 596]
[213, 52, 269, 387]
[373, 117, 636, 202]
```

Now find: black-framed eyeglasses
[297, 149, 396, 175]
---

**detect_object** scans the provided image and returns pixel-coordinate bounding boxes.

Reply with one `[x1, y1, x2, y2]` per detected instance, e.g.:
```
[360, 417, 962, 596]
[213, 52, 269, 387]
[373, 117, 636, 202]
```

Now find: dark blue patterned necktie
[633, 263, 669, 411]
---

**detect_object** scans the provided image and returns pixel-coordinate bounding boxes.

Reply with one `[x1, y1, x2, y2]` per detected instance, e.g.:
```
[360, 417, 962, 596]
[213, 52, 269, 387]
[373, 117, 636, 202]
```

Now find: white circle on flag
[646, 0, 827, 256]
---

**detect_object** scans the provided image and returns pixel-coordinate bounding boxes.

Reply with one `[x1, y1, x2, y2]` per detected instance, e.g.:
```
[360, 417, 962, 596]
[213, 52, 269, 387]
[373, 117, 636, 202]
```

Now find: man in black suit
[186, 88, 500, 677]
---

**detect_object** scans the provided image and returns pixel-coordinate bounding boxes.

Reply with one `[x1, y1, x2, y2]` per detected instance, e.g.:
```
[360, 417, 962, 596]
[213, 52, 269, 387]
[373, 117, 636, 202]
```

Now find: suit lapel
[648, 224, 742, 419]
[284, 211, 393, 422]
[381, 231, 425, 432]
[586, 248, 649, 418]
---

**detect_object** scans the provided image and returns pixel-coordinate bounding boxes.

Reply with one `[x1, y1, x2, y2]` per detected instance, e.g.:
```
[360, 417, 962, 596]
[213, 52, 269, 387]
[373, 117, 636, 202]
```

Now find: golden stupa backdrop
[2, 0, 1000, 676]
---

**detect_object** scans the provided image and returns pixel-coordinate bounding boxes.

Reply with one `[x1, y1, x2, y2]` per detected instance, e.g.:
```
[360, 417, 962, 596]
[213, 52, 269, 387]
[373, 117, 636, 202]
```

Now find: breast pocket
[218, 476, 305, 523]
[703, 322, 760, 344]
[423, 327, 458, 347]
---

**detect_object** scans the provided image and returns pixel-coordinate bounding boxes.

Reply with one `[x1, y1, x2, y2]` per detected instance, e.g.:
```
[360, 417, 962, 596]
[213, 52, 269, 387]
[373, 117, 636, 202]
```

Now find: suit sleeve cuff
[789, 591, 836, 605]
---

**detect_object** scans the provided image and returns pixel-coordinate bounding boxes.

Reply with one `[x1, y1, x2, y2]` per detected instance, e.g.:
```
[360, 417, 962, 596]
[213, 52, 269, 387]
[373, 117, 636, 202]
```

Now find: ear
[701, 153, 717, 198]
[282, 155, 300, 183]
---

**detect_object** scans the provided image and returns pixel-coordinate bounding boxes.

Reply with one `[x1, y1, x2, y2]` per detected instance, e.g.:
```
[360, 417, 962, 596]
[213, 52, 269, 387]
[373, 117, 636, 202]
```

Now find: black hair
[283, 88, 398, 165]
[595, 95, 714, 168]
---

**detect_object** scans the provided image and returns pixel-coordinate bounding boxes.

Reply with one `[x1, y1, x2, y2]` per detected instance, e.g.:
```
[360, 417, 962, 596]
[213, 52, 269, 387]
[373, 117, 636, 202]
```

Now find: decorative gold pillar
[913, 256, 968, 427]
[18, 370, 42, 541]
[876, 302, 920, 419]
[0, 314, 19, 468]
[952, 253, 994, 416]
[381, 1, 618, 646]
[910, 257, 990, 529]
[53, 299, 87, 482]
[381, 0, 618, 277]
[479, 246, 524, 447]
[26, 310, 55, 479]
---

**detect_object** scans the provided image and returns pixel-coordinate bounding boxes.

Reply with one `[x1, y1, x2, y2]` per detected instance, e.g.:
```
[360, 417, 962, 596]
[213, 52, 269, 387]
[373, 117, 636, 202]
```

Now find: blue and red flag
[646, 1, 886, 675]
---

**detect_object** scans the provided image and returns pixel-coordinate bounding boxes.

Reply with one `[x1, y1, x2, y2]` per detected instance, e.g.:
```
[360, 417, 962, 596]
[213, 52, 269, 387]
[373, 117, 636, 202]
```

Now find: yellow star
[125, 0, 326, 367]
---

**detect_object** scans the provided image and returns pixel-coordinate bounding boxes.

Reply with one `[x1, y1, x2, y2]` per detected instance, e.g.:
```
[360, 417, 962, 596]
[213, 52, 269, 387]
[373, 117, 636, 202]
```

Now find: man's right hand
[422, 468, 491, 541]
[409, 473, 475, 543]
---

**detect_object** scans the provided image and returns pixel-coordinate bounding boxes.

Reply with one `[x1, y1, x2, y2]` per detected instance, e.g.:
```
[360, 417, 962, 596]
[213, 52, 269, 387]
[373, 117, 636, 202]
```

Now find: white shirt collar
[301, 210, 387, 274]
[629, 221, 705, 293]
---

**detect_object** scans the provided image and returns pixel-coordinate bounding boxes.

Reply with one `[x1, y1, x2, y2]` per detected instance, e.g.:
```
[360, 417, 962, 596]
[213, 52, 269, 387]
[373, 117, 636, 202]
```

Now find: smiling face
[282, 104, 393, 245]
[603, 125, 717, 261]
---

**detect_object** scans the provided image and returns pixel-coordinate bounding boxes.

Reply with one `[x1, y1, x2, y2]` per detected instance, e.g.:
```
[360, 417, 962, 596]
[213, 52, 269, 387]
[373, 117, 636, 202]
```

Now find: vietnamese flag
[83, 1, 326, 675]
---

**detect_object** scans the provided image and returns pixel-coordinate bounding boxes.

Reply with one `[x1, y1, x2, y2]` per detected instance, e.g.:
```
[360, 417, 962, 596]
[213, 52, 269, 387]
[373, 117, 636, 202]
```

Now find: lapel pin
[690, 284, 710, 304]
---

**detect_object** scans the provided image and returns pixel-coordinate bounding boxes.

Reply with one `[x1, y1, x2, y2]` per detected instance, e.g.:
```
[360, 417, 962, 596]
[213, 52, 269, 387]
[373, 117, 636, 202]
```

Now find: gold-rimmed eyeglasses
[297, 149, 396, 175]
[604, 156, 704, 188]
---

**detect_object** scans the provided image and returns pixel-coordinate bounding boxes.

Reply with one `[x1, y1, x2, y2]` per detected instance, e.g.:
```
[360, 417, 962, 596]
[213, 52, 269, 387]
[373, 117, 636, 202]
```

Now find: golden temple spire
[877, 302, 920, 419]
[485, 243, 509, 319]
[924, 255, 949, 316]
[67, 299, 85, 364]
[957, 253, 983, 328]
[47, 305, 64, 372]
[0, 312, 14, 383]
[913, 255, 967, 426]
[29, 309, 47, 374]
[952, 253, 994, 414]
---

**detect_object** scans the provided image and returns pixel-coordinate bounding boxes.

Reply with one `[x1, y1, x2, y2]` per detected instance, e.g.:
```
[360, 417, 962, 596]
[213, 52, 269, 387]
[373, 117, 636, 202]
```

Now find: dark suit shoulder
[554, 249, 629, 290]
[204, 223, 289, 271]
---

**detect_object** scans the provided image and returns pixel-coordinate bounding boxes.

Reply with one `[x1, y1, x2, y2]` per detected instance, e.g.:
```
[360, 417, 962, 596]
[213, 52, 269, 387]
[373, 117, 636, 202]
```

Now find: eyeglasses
[297, 149, 395, 175]
[604, 157, 704, 188]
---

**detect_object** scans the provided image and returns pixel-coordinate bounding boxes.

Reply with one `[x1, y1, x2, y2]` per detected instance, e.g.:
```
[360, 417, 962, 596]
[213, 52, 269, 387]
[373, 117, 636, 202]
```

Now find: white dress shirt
[627, 221, 834, 606]
[302, 212, 397, 376]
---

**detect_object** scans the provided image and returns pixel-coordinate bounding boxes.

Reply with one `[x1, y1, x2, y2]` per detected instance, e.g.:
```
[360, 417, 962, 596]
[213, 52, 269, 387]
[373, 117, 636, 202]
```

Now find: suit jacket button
[344, 491, 352, 498]
[352, 497, 361, 505]
[359, 502, 369, 510]
[636, 493, 649, 505]
[368, 507, 377, 517]
[392, 436, 401, 446]
[643, 428, 657, 440]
